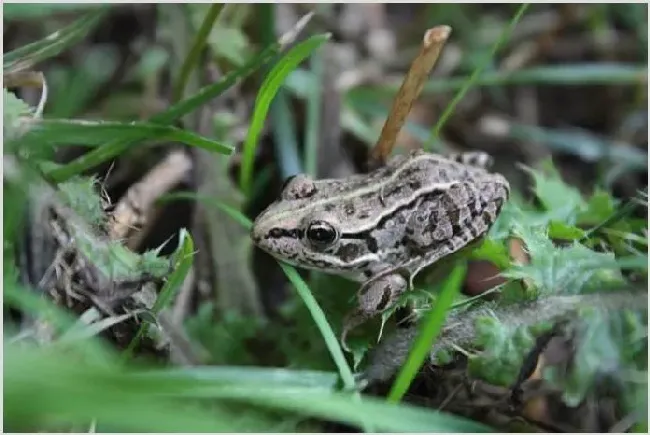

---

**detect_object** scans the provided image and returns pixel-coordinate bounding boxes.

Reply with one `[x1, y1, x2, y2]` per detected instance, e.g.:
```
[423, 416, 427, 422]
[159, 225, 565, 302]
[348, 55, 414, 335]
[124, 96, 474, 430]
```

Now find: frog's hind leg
[446, 151, 493, 170]
[404, 184, 474, 255]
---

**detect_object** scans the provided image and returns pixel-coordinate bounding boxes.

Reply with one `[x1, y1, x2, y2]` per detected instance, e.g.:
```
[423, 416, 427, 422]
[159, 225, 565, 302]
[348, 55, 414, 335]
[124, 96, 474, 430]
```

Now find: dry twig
[108, 150, 193, 247]
[368, 25, 451, 168]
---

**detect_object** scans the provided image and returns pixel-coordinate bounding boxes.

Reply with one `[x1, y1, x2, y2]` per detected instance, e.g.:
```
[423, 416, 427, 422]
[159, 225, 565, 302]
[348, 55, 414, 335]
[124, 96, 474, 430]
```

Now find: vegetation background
[3, 3, 648, 433]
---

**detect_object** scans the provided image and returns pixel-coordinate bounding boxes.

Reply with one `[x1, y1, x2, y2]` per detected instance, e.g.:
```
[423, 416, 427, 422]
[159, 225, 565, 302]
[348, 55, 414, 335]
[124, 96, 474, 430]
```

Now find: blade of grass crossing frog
[238, 33, 331, 195]
[388, 263, 466, 403]
[279, 264, 356, 389]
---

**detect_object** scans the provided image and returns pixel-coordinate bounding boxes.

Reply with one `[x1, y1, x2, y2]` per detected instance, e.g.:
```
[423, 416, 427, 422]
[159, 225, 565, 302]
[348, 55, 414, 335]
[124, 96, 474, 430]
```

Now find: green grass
[239, 33, 331, 195]
[4, 3, 648, 433]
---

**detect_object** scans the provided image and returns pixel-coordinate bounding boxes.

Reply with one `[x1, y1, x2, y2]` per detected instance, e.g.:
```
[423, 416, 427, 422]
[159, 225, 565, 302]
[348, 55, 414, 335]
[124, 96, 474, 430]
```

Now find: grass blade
[206, 386, 492, 432]
[304, 49, 323, 177]
[3, 4, 103, 21]
[171, 4, 224, 103]
[5, 341, 490, 432]
[239, 33, 331, 195]
[427, 3, 530, 145]
[46, 39, 284, 182]
[270, 91, 303, 179]
[159, 191, 253, 229]
[135, 365, 340, 390]
[3, 344, 252, 432]
[3, 8, 109, 73]
[350, 63, 647, 100]
[124, 229, 195, 358]
[279, 264, 355, 389]
[15, 119, 233, 154]
[387, 264, 466, 403]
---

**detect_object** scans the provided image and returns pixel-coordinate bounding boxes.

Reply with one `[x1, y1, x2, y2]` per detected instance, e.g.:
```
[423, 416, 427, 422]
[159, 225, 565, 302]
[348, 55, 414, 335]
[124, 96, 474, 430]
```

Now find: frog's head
[251, 174, 377, 278]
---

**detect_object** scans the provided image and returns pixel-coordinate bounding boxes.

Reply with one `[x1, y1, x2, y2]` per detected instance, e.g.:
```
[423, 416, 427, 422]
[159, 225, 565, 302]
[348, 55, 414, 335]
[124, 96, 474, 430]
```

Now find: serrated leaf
[125, 229, 194, 356]
[523, 160, 586, 224]
[505, 225, 625, 296]
[75, 235, 169, 282]
[58, 176, 106, 228]
[3, 89, 33, 142]
[548, 221, 585, 241]
[578, 189, 618, 226]
[544, 306, 647, 412]
[468, 313, 540, 386]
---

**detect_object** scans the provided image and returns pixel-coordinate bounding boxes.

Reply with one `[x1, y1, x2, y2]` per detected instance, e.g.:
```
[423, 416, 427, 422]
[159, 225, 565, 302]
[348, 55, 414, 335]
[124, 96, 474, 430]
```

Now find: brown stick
[368, 25, 452, 169]
[108, 150, 193, 245]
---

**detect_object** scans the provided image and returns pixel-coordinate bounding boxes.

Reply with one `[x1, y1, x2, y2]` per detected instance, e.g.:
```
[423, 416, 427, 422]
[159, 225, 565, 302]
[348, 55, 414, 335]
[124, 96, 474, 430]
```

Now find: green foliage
[4, 340, 491, 432]
[468, 311, 546, 386]
[522, 161, 587, 224]
[454, 156, 647, 420]
[185, 305, 267, 365]
[4, 4, 647, 433]
[388, 264, 466, 402]
[3, 88, 33, 141]
[505, 224, 625, 297]
[58, 177, 106, 228]
[4, 9, 109, 74]
[239, 33, 331, 194]
[548, 307, 648, 408]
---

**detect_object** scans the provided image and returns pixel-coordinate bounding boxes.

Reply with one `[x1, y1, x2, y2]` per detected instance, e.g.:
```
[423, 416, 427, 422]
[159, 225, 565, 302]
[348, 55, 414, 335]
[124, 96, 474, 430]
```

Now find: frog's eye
[306, 220, 338, 247]
[282, 174, 317, 200]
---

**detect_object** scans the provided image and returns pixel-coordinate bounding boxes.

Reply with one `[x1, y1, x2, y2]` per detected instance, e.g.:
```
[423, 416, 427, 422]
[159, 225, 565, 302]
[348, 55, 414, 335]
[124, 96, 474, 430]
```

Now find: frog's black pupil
[307, 221, 337, 246]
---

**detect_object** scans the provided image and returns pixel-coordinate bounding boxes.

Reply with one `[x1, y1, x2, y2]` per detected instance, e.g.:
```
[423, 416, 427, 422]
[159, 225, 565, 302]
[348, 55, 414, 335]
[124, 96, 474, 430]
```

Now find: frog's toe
[340, 310, 370, 352]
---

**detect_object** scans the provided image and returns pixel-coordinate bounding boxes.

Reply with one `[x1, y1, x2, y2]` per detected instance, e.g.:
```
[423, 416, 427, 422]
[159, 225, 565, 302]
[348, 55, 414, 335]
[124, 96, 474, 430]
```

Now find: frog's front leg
[341, 273, 407, 351]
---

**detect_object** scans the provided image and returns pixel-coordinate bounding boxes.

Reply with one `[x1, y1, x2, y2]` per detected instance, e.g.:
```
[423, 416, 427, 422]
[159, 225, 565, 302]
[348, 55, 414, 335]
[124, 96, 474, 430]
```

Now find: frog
[251, 150, 510, 350]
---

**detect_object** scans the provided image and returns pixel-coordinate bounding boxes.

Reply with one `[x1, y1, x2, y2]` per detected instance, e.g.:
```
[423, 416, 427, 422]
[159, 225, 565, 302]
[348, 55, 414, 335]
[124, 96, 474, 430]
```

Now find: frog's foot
[340, 273, 409, 352]
[340, 309, 372, 352]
